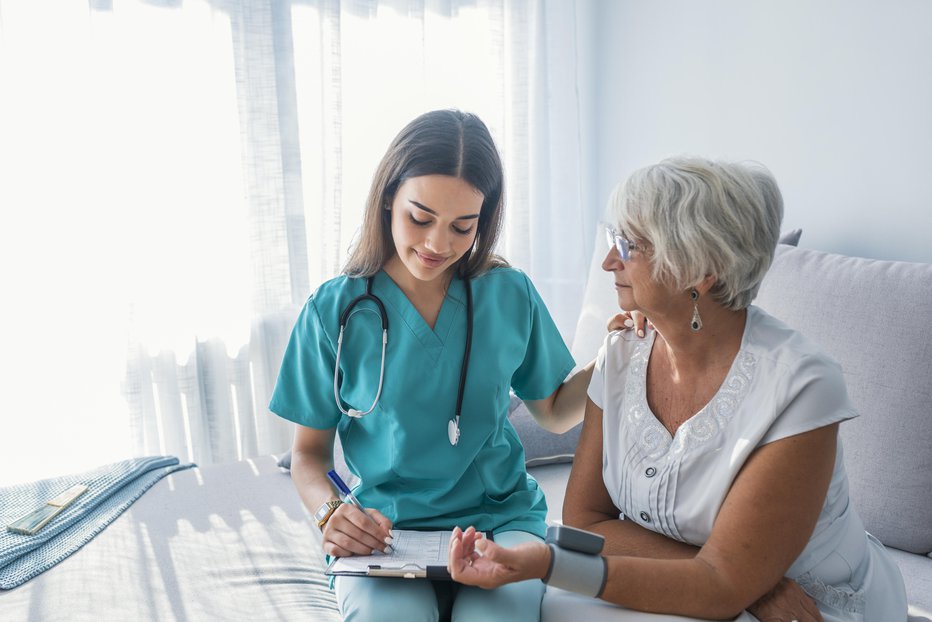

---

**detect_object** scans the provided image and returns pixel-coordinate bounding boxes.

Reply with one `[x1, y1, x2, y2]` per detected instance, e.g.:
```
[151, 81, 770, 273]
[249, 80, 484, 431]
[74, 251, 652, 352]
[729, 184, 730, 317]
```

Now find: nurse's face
[389, 175, 483, 283]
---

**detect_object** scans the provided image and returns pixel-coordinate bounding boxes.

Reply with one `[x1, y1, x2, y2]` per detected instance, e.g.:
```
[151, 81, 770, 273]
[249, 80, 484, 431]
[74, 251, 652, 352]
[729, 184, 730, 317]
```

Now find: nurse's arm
[523, 359, 594, 434]
[290, 425, 341, 520]
[291, 425, 393, 557]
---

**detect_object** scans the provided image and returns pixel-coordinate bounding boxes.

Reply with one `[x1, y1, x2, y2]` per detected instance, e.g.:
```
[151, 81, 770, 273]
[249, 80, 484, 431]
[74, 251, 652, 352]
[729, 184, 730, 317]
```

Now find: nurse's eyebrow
[409, 200, 480, 220]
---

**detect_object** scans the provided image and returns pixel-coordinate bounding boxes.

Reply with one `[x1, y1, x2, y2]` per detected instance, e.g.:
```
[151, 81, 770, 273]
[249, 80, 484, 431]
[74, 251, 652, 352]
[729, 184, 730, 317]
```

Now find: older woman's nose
[602, 247, 623, 272]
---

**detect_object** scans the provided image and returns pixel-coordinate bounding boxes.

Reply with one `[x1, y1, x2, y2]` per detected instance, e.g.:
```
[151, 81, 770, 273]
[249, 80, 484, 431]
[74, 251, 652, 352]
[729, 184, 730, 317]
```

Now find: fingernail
[637, 329, 645, 338]
[383, 546, 393, 554]
[384, 536, 394, 544]
[623, 319, 634, 328]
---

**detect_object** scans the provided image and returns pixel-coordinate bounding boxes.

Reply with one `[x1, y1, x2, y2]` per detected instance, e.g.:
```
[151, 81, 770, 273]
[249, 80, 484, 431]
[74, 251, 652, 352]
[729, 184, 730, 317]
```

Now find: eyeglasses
[603, 224, 643, 261]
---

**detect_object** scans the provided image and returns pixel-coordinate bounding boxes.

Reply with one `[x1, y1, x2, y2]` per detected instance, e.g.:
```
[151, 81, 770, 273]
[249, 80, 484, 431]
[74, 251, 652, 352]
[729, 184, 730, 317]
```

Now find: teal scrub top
[269, 267, 575, 538]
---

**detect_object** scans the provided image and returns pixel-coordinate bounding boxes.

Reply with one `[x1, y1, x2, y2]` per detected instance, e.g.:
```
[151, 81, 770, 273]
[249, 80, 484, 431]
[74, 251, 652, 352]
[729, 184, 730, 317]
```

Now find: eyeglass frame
[603, 223, 644, 261]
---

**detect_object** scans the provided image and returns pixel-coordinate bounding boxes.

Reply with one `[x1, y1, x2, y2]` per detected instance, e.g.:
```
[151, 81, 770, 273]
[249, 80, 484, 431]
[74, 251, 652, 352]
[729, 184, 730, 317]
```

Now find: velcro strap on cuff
[543, 544, 607, 598]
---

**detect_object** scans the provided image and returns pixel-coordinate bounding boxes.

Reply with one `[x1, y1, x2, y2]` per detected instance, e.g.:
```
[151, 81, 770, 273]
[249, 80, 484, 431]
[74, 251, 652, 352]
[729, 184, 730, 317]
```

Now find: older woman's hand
[448, 526, 550, 589]
[748, 577, 823, 622]
[607, 310, 650, 338]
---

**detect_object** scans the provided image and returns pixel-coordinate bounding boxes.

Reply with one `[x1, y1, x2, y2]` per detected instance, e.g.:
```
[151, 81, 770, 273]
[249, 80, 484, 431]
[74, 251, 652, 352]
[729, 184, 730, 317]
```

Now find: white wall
[589, 0, 932, 264]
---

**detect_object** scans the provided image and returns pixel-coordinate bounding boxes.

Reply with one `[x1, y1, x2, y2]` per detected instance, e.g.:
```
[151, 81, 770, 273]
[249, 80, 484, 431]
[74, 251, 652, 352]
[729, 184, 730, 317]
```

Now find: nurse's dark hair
[343, 109, 508, 278]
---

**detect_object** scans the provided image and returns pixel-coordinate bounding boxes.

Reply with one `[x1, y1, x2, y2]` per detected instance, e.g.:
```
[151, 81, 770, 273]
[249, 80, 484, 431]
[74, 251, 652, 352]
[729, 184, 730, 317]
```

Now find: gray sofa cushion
[507, 394, 579, 467]
[755, 245, 932, 554]
[886, 547, 932, 620]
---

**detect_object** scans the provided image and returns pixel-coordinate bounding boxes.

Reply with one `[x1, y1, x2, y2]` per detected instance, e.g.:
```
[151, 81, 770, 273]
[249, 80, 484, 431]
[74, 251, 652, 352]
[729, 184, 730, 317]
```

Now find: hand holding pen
[324, 470, 394, 556]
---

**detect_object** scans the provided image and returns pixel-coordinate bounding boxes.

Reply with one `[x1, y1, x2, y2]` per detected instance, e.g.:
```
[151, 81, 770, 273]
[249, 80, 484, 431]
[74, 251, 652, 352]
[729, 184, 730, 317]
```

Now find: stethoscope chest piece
[448, 418, 461, 446]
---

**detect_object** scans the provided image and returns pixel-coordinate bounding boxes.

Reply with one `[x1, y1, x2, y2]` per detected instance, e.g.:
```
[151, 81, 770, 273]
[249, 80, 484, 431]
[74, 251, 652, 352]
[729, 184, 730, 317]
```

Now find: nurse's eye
[408, 213, 431, 227]
[452, 224, 473, 235]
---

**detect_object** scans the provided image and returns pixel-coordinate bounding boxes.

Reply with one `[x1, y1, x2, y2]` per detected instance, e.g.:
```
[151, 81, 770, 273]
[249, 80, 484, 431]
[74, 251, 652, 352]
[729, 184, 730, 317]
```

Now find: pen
[326, 470, 394, 553]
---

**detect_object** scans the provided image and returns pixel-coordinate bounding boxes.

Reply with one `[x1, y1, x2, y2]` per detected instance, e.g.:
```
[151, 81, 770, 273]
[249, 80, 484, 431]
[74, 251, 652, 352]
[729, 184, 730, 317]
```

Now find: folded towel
[0, 455, 194, 589]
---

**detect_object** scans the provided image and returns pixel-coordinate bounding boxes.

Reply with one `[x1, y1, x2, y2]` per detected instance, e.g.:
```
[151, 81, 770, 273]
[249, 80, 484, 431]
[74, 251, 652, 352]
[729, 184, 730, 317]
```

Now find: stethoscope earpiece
[448, 418, 461, 446]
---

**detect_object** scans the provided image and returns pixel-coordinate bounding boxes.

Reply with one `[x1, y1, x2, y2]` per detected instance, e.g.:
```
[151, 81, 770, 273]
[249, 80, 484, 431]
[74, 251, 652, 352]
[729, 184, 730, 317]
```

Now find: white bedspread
[0, 455, 341, 621]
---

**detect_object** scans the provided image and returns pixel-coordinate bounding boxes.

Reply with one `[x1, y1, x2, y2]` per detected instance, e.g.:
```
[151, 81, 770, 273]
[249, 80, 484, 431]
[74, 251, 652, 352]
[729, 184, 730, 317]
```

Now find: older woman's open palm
[448, 526, 548, 589]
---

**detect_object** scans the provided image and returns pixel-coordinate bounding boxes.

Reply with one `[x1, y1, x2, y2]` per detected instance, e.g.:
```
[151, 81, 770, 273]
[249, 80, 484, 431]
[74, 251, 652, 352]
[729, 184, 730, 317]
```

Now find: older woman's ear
[694, 274, 717, 297]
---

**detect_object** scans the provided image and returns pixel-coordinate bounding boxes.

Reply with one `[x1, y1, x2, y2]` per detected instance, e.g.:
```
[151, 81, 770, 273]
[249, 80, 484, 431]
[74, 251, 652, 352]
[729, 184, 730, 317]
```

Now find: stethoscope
[332, 276, 473, 446]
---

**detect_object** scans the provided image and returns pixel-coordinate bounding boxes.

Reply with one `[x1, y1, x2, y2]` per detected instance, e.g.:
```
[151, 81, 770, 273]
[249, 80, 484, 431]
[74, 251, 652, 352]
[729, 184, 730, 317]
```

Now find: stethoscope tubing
[450, 277, 473, 444]
[333, 319, 387, 418]
[333, 278, 389, 418]
[332, 275, 472, 446]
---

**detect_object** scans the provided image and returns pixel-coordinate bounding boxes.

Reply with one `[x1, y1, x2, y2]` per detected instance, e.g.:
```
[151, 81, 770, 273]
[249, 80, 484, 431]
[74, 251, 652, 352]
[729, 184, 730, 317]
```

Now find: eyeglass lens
[605, 227, 630, 261]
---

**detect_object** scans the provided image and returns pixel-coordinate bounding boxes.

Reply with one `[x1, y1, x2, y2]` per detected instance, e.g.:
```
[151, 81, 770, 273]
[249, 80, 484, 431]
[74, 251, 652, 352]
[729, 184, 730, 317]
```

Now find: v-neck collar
[373, 270, 467, 355]
[636, 307, 755, 450]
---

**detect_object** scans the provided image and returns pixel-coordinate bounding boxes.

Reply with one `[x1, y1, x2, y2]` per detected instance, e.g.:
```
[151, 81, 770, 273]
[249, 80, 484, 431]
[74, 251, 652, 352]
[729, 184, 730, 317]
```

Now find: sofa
[514, 240, 932, 621]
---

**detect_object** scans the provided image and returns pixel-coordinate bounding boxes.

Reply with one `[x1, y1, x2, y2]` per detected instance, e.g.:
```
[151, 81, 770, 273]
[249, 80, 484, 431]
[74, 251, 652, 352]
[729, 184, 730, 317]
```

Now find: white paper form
[326, 529, 452, 577]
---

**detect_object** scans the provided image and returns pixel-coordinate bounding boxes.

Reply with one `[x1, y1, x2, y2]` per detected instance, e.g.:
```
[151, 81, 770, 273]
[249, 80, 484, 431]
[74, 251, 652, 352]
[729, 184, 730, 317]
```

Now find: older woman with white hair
[448, 157, 907, 621]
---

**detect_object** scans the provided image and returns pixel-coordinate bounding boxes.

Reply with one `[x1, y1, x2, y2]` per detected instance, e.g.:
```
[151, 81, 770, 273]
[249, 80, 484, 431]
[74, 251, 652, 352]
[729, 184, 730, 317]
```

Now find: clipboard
[325, 529, 493, 580]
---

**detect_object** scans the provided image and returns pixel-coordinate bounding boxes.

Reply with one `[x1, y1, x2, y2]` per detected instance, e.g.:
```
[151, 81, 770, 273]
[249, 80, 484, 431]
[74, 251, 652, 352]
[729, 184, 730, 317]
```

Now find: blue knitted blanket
[0, 455, 194, 589]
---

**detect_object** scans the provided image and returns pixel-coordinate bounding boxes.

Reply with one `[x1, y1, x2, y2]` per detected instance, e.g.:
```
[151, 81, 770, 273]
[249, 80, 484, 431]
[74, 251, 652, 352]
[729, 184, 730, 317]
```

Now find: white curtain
[0, 0, 590, 485]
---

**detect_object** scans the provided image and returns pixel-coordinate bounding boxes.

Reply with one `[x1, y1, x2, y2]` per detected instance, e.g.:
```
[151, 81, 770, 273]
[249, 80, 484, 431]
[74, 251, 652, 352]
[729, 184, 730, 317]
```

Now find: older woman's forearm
[565, 514, 698, 559]
[558, 516, 796, 617]
[598, 556, 748, 620]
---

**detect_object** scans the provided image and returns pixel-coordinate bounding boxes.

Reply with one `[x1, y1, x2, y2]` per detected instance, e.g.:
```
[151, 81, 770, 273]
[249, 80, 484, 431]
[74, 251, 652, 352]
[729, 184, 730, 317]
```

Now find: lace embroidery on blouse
[796, 572, 865, 614]
[625, 339, 757, 460]
[625, 341, 671, 460]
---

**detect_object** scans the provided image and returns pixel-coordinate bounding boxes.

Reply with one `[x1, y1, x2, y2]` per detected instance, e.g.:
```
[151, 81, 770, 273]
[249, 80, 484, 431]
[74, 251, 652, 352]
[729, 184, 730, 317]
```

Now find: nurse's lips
[416, 251, 447, 268]
[614, 282, 630, 289]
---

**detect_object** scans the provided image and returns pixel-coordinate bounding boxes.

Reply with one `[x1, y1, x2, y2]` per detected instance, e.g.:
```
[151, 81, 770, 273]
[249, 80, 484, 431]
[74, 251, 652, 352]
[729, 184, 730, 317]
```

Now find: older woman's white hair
[610, 156, 784, 310]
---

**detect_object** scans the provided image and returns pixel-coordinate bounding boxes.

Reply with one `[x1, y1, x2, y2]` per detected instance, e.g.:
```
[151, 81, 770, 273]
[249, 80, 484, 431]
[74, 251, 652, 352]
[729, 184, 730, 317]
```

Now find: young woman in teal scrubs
[269, 110, 592, 621]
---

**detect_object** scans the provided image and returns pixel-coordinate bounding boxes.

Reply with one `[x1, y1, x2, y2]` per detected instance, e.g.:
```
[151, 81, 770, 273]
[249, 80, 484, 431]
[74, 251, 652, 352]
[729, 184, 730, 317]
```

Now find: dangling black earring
[690, 289, 702, 332]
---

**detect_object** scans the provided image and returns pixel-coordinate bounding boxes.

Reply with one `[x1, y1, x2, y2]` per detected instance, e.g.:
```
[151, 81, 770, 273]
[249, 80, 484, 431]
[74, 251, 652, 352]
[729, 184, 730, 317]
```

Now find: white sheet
[0, 455, 341, 621]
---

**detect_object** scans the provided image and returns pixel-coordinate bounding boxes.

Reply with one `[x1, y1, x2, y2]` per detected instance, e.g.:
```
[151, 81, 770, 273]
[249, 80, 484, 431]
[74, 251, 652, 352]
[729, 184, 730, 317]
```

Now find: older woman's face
[601, 230, 675, 315]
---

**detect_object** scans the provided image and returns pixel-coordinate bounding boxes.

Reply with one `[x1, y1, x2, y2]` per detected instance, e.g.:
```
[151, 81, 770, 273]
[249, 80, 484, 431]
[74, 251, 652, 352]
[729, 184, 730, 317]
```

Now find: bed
[0, 455, 343, 621]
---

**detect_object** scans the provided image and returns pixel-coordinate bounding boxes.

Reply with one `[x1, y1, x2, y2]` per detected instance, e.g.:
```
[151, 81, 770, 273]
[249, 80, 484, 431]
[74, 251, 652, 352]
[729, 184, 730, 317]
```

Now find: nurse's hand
[607, 310, 650, 338]
[448, 526, 550, 589]
[321, 503, 394, 557]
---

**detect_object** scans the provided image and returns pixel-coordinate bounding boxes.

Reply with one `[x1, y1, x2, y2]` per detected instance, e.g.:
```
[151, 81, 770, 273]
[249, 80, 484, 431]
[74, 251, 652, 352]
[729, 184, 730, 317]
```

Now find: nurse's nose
[425, 227, 452, 254]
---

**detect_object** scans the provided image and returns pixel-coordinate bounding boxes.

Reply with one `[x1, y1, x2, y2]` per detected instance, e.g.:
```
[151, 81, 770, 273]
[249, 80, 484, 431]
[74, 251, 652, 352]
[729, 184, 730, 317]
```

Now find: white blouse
[588, 305, 907, 620]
